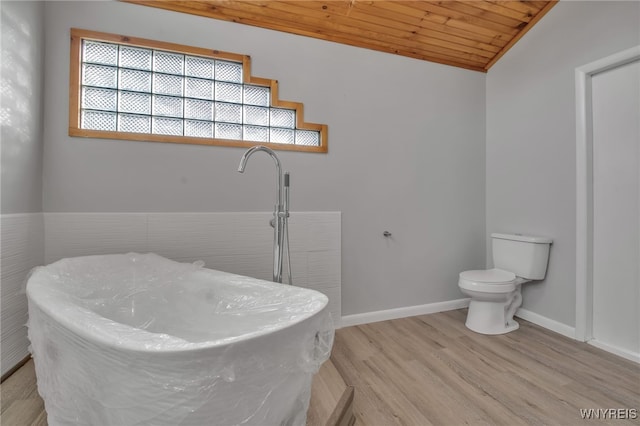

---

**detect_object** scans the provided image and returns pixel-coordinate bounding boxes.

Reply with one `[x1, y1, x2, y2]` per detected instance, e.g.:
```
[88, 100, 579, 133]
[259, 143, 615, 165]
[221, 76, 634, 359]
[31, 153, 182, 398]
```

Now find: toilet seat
[459, 268, 516, 293]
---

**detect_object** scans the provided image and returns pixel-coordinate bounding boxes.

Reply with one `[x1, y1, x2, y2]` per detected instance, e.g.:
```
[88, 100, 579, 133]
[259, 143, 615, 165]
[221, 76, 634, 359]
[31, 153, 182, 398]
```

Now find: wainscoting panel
[147, 212, 275, 282]
[44, 213, 148, 264]
[1, 213, 44, 377]
[44, 212, 341, 325]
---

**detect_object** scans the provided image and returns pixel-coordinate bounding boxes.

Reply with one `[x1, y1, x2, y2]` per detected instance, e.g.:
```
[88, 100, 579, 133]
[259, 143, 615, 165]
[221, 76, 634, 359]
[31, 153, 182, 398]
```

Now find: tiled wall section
[44, 212, 341, 325]
[1, 214, 44, 377]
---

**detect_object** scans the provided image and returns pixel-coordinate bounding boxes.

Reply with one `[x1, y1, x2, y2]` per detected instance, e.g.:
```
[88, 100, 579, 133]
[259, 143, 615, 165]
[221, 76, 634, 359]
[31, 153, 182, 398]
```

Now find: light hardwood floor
[2, 309, 639, 425]
[307, 359, 355, 426]
[0, 359, 46, 426]
[332, 309, 640, 425]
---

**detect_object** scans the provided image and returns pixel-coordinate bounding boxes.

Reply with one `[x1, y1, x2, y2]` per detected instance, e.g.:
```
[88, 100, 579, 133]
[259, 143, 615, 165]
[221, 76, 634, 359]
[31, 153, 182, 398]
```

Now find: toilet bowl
[458, 269, 528, 334]
[458, 233, 552, 335]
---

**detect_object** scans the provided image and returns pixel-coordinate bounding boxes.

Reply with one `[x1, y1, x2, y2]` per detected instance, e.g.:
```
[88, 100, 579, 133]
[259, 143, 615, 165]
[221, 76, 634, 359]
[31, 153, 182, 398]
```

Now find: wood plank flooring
[332, 309, 640, 426]
[0, 359, 46, 426]
[307, 359, 355, 426]
[2, 309, 639, 425]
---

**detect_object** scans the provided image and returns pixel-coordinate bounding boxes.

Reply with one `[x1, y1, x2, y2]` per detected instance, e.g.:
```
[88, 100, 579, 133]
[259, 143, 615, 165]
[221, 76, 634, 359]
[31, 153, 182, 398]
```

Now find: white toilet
[458, 233, 552, 335]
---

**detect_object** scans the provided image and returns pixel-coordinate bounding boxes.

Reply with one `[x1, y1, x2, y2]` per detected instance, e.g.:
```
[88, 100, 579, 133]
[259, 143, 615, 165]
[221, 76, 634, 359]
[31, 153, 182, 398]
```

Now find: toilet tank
[492, 233, 552, 280]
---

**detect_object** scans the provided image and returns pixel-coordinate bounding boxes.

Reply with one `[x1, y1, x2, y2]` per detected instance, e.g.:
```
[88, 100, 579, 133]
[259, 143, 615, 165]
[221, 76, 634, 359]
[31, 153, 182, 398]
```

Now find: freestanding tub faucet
[237, 146, 291, 284]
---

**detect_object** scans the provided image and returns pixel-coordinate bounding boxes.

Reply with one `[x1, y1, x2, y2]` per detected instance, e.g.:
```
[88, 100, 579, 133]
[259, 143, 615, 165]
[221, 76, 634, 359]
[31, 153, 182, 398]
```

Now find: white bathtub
[26, 253, 333, 426]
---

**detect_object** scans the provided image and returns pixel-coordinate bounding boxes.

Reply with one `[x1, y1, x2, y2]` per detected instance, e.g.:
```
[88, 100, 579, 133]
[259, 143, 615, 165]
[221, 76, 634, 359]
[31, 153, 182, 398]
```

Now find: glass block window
[71, 30, 326, 152]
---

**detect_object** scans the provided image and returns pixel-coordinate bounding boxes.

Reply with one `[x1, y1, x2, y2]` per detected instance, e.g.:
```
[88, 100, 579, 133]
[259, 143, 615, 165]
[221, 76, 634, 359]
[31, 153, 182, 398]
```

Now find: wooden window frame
[69, 28, 328, 153]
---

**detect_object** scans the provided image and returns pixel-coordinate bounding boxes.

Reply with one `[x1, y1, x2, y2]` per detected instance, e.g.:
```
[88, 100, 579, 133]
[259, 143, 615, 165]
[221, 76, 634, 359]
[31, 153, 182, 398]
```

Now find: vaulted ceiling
[123, 1, 557, 72]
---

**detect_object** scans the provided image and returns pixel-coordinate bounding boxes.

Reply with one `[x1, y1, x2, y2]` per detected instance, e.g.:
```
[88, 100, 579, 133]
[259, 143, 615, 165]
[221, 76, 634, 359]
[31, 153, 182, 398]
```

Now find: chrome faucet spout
[237, 145, 282, 176]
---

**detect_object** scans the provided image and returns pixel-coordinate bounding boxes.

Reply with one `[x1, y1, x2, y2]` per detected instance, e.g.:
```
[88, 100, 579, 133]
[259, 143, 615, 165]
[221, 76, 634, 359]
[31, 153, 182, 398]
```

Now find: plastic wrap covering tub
[26, 253, 334, 426]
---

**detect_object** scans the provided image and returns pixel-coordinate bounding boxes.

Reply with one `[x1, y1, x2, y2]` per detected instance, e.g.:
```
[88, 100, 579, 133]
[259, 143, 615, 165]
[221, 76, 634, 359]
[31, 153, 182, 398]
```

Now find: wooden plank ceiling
[123, 1, 557, 72]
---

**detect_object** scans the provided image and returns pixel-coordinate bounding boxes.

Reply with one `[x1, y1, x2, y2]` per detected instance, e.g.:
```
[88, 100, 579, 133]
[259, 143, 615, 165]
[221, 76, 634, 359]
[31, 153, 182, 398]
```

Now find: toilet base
[465, 299, 520, 335]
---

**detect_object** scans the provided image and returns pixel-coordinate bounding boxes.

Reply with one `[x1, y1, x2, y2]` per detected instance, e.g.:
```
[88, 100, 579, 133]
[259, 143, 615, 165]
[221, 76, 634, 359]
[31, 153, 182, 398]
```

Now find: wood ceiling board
[212, 1, 492, 64]
[360, 3, 509, 48]
[131, 0, 490, 70]
[261, 1, 501, 59]
[498, 0, 547, 15]
[464, 1, 537, 21]
[395, 2, 521, 36]
[356, 2, 509, 48]
[434, 1, 531, 28]
[121, 0, 558, 72]
[230, 1, 503, 66]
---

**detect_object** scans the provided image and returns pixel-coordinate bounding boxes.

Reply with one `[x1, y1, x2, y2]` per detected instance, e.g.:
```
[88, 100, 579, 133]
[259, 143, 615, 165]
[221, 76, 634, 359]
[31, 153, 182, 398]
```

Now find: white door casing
[575, 46, 640, 363]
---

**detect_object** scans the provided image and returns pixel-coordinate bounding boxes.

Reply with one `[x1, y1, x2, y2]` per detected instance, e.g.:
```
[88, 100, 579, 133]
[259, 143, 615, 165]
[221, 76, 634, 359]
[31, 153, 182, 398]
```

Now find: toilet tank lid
[491, 233, 553, 244]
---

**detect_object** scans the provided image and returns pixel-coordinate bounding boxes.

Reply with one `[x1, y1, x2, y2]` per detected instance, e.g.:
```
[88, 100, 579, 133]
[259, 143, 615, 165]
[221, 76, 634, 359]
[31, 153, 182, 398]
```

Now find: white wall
[0, 1, 45, 376]
[486, 1, 640, 327]
[1, 0, 44, 214]
[42, 1, 487, 316]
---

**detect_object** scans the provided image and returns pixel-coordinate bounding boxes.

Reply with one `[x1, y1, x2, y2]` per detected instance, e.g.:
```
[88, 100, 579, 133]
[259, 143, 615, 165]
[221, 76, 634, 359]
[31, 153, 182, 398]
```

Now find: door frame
[575, 45, 640, 343]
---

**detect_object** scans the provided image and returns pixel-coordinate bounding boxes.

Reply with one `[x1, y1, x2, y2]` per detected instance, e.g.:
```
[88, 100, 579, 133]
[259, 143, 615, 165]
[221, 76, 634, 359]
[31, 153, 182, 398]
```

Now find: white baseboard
[340, 298, 470, 328]
[515, 308, 576, 339]
[588, 339, 640, 364]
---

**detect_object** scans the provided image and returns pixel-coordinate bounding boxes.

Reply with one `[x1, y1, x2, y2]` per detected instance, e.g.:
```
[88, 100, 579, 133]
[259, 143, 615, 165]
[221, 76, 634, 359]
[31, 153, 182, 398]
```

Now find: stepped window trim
[69, 28, 328, 153]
